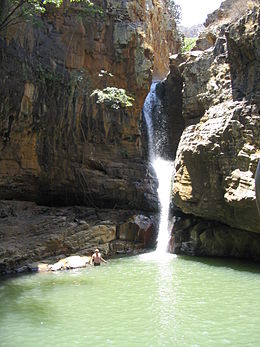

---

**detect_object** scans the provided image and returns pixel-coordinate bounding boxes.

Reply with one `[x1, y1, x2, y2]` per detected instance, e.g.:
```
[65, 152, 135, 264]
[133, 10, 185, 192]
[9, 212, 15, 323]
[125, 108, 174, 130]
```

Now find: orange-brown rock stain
[0, 0, 179, 208]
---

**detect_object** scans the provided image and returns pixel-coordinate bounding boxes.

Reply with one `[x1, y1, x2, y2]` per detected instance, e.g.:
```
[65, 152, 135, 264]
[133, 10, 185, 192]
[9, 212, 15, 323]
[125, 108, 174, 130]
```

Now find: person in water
[90, 249, 107, 266]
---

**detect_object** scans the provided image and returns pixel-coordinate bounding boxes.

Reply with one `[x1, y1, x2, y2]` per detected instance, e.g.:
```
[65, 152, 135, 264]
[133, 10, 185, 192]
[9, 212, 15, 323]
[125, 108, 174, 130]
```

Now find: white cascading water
[143, 82, 175, 255]
[153, 158, 174, 253]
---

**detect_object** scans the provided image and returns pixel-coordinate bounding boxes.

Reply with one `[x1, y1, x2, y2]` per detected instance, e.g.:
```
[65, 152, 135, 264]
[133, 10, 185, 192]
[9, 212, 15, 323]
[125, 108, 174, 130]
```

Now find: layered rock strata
[0, 0, 179, 211]
[0, 0, 180, 273]
[171, 214, 260, 261]
[0, 200, 157, 275]
[170, 5, 260, 259]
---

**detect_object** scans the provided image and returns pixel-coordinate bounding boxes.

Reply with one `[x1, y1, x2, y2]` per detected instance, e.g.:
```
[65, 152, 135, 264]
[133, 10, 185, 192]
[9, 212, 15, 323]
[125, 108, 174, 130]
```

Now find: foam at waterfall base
[139, 251, 177, 263]
[152, 157, 175, 253]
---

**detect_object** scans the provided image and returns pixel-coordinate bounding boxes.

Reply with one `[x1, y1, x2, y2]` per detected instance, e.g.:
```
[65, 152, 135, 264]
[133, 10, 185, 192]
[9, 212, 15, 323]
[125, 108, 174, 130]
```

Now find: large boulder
[172, 215, 260, 260]
[170, 6, 260, 259]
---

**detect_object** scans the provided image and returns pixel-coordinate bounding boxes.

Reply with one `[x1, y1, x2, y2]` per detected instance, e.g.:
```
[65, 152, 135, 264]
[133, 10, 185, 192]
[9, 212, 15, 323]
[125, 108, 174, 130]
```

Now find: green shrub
[91, 87, 134, 110]
[181, 37, 197, 53]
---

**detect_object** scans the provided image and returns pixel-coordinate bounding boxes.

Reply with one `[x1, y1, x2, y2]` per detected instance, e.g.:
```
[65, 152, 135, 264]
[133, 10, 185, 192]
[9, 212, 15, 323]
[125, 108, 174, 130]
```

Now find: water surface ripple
[0, 255, 260, 347]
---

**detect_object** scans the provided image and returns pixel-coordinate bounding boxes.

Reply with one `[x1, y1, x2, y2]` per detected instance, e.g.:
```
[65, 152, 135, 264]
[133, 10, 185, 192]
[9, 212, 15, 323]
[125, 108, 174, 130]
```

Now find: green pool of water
[1, 254, 260, 347]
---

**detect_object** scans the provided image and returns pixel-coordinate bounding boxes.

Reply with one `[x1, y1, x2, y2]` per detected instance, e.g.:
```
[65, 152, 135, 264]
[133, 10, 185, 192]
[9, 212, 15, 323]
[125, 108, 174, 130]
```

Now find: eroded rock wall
[170, 6, 260, 259]
[156, 58, 184, 159]
[0, 0, 180, 274]
[204, 0, 258, 28]
[0, 200, 157, 275]
[0, 0, 179, 211]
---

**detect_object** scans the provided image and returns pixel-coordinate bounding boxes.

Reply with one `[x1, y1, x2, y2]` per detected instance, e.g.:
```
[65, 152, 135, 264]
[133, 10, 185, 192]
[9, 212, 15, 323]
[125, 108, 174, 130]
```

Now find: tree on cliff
[0, 0, 96, 32]
[163, 0, 182, 24]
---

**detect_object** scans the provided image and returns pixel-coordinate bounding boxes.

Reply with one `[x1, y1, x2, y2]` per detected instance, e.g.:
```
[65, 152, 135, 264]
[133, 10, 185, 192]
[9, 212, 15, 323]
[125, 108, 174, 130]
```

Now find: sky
[175, 0, 223, 27]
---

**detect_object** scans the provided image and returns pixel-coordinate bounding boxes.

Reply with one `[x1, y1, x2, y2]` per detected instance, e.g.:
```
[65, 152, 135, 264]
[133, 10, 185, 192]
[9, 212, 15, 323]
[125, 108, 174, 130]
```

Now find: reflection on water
[157, 256, 176, 338]
[1, 255, 260, 347]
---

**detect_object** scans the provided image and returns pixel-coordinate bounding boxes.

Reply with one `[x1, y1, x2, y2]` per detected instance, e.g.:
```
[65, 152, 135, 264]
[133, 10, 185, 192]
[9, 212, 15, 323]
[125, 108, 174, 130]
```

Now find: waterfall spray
[143, 82, 175, 255]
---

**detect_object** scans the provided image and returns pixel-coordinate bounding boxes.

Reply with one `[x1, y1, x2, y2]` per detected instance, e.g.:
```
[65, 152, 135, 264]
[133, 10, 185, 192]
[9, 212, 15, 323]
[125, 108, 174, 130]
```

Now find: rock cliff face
[0, 0, 180, 274]
[0, 0, 179, 211]
[170, 5, 260, 259]
[156, 58, 185, 159]
[204, 0, 257, 28]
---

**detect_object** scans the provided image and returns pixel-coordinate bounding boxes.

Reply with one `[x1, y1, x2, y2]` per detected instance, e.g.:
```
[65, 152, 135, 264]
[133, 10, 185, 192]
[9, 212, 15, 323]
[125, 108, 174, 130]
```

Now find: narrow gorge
[1, 1, 260, 346]
[0, 0, 260, 275]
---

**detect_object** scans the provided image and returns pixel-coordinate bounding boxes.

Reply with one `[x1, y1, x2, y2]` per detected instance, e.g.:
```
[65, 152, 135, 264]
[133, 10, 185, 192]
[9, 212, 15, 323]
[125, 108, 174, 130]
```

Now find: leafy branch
[163, 0, 182, 25]
[0, 0, 101, 33]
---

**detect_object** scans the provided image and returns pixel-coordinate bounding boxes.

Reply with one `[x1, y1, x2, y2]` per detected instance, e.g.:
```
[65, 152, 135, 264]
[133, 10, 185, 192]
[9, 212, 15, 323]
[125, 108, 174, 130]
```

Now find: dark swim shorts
[94, 263, 100, 266]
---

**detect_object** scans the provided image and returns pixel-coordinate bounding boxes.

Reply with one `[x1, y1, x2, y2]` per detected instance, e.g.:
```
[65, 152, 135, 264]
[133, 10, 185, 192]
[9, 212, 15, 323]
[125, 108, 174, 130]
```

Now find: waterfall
[143, 82, 175, 255]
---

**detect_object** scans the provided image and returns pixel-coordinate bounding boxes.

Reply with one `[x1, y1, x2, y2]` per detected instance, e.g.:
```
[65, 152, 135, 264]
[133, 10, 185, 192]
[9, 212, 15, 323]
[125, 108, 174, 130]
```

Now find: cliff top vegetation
[0, 0, 101, 32]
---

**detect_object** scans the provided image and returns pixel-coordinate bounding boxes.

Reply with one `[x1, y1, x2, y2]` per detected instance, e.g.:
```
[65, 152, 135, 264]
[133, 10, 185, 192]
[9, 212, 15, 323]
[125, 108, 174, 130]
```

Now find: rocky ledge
[0, 200, 158, 275]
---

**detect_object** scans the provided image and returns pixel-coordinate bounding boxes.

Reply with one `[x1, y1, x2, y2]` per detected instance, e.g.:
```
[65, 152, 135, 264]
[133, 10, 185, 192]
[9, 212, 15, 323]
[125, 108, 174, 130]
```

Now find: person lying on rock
[90, 248, 107, 266]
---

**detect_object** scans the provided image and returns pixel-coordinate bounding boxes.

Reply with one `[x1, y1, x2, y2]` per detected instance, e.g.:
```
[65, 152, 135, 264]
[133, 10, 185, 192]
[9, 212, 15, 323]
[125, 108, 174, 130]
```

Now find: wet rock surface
[153, 64, 185, 159]
[171, 214, 260, 261]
